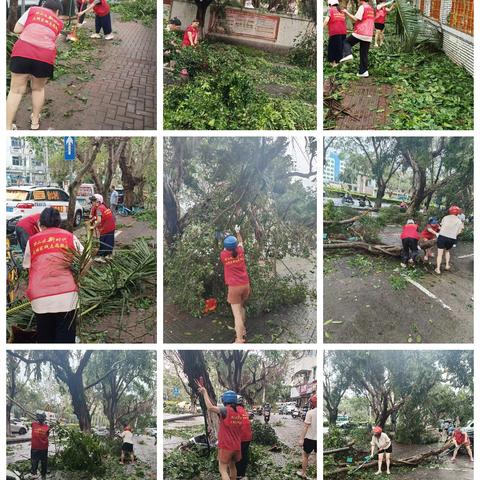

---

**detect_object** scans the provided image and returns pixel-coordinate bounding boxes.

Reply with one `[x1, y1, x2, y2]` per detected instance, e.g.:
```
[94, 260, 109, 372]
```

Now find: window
[449, 0, 473, 34]
[50, 189, 69, 202]
[11, 156, 22, 166]
[11, 138, 22, 148]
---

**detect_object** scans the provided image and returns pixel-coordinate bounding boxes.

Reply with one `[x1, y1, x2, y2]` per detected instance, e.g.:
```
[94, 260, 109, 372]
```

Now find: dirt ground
[324, 229, 473, 343]
[164, 256, 316, 344]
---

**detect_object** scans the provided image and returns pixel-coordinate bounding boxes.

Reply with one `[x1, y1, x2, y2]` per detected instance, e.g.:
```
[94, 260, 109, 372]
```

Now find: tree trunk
[7, 0, 18, 32]
[118, 146, 140, 209]
[163, 176, 181, 245]
[374, 184, 386, 210]
[67, 139, 104, 231]
[68, 373, 92, 431]
[328, 407, 339, 425]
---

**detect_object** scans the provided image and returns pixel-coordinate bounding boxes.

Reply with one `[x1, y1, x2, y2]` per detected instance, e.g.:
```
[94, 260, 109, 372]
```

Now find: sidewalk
[13, 13, 156, 130]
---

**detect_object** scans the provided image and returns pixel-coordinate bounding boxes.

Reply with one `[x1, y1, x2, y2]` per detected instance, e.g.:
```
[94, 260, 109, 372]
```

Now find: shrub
[112, 0, 156, 26]
[323, 426, 348, 449]
[289, 29, 317, 68]
[251, 420, 279, 445]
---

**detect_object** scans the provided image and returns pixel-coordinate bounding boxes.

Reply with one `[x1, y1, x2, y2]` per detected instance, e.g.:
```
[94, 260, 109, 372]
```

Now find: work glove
[234, 224, 241, 233]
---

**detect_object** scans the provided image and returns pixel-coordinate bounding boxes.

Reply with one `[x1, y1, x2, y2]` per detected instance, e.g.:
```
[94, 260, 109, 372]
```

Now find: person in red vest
[324, 0, 347, 66]
[7, 0, 64, 130]
[196, 382, 243, 480]
[451, 427, 474, 462]
[400, 219, 420, 268]
[235, 395, 253, 479]
[89, 194, 116, 260]
[15, 212, 41, 253]
[23, 207, 83, 343]
[220, 226, 251, 343]
[181, 19, 200, 48]
[31, 411, 50, 480]
[418, 217, 440, 262]
[78, 0, 114, 40]
[374, 1, 395, 48]
[340, 0, 375, 77]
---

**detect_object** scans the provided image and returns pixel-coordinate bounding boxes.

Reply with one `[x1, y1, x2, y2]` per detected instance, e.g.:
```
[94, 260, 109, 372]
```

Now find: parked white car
[6, 186, 84, 227]
[10, 420, 28, 435]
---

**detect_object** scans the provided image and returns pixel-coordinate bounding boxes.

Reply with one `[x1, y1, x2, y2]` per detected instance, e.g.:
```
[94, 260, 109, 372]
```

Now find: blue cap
[428, 217, 439, 225]
[222, 390, 237, 405]
[223, 236, 238, 250]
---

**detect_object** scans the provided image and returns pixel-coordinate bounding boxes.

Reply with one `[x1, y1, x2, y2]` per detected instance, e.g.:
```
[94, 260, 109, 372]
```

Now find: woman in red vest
[235, 395, 253, 478]
[15, 212, 41, 253]
[452, 428, 474, 462]
[196, 382, 243, 480]
[374, 1, 395, 48]
[7, 0, 63, 130]
[400, 219, 420, 267]
[324, 0, 347, 66]
[89, 194, 116, 260]
[181, 19, 200, 48]
[23, 208, 83, 343]
[220, 226, 251, 343]
[340, 0, 375, 77]
[418, 217, 440, 262]
[78, 0, 114, 40]
[31, 412, 50, 480]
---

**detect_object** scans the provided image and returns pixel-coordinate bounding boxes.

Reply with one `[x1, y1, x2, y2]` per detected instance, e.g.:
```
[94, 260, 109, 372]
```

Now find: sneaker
[104, 33, 114, 40]
[357, 71, 369, 77]
[374, 472, 382, 476]
[94, 257, 107, 263]
[340, 54, 353, 63]
[296, 471, 306, 478]
[90, 33, 101, 38]
[400, 263, 407, 268]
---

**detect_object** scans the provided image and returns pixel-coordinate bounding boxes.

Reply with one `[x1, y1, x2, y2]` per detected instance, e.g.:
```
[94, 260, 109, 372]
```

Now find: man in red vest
[236, 395, 253, 479]
[89, 194, 116, 260]
[15, 212, 41, 253]
[79, 0, 114, 40]
[340, 0, 375, 77]
[31, 412, 50, 480]
[196, 381, 243, 480]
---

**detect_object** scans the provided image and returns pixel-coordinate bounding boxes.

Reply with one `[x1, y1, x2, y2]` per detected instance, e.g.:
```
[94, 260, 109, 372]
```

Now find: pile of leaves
[164, 39, 316, 130]
[251, 420, 279, 445]
[111, 0, 156, 26]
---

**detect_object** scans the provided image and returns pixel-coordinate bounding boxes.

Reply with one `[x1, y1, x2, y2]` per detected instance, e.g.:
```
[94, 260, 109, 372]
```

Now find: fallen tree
[323, 211, 374, 225]
[324, 240, 401, 257]
[324, 441, 355, 456]
[324, 442, 453, 477]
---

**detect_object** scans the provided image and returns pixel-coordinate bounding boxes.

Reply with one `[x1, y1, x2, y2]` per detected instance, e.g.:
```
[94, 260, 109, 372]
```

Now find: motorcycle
[264, 411, 271, 424]
[291, 408, 300, 419]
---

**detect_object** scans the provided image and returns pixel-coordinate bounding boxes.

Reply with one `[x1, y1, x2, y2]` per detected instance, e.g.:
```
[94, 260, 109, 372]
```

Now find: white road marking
[406, 277, 452, 311]
[457, 253, 474, 259]
[115, 230, 122, 237]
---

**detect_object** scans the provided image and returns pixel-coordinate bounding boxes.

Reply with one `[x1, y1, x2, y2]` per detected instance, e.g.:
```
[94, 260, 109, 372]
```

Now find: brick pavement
[328, 78, 392, 130]
[13, 13, 156, 130]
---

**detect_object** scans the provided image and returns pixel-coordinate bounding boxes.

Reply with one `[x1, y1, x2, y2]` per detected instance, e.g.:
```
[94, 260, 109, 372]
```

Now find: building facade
[288, 351, 317, 407]
[7, 138, 48, 186]
[415, 0, 473, 74]
[323, 151, 344, 184]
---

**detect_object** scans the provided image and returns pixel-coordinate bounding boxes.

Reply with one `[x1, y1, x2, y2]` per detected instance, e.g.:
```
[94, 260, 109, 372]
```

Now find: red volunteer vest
[31, 422, 49, 450]
[328, 7, 347, 36]
[89, 0, 110, 17]
[400, 224, 420, 240]
[220, 246, 250, 287]
[218, 406, 243, 451]
[17, 213, 41, 236]
[375, 7, 387, 23]
[92, 204, 116, 235]
[26, 227, 78, 301]
[11, 6, 63, 65]
[238, 406, 253, 442]
[421, 223, 440, 240]
[181, 25, 199, 47]
[354, 3, 375, 39]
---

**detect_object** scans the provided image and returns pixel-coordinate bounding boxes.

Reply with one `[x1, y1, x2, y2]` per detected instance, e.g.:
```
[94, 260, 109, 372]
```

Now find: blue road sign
[64, 137, 76, 161]
[173, 387, 180, 397]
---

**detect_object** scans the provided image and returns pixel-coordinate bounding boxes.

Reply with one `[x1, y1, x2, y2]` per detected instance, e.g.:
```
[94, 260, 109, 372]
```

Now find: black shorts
[437, 235, 456, 250]
[374, 22, 385, 31]
[378, 444, 393, 454]
[303, 438, 317, 454]
[122, 442, 134, 452]
[10, 56, 54, 78]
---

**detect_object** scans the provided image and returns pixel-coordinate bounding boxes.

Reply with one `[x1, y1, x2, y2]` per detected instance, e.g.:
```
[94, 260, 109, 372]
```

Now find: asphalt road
[324, 233, 473, 343]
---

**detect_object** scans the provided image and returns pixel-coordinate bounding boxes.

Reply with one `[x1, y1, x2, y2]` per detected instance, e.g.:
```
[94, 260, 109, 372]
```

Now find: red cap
[373, 426, 382, 434]
[449, 205, 461, 215]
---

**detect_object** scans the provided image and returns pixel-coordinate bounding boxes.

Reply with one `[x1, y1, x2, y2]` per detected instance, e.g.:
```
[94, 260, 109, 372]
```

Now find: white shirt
[23, 235, 84, 314]
[304, 407, 317, 441]
[439, 215, 464, 240]
[121, 430, 134, 444]
[371, 432, 391, 451]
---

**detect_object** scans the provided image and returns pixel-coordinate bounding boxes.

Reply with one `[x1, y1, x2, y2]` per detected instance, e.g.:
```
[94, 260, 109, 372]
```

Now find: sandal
[445, 266, 451, 271]
[30, 113, 41, 130]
